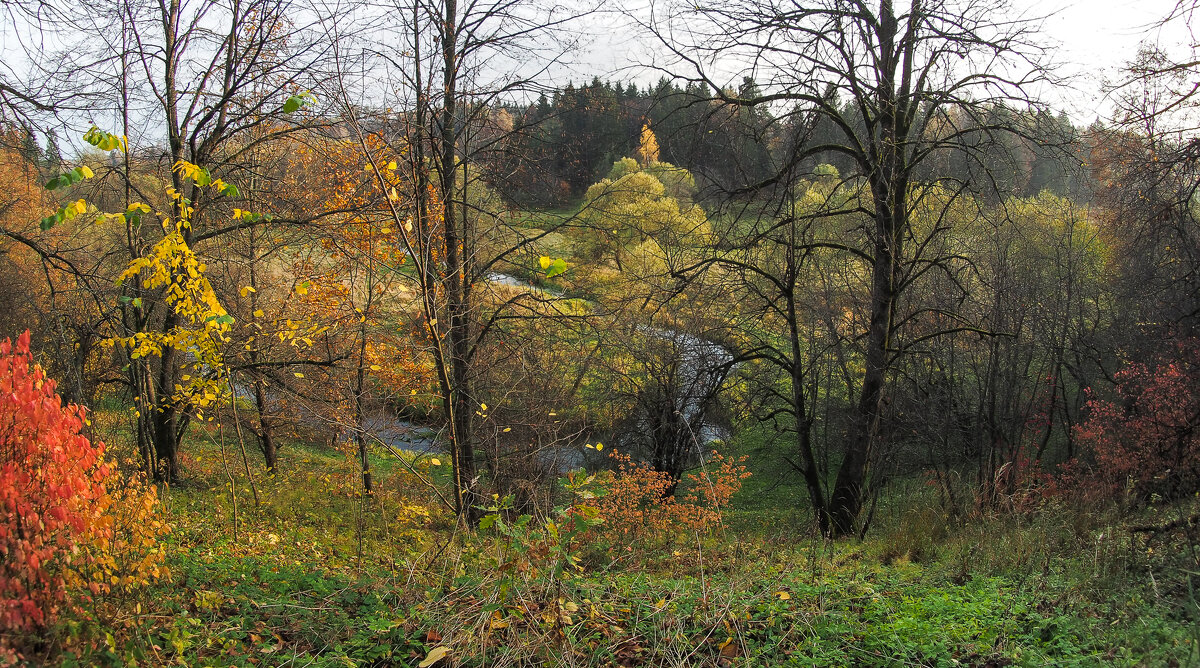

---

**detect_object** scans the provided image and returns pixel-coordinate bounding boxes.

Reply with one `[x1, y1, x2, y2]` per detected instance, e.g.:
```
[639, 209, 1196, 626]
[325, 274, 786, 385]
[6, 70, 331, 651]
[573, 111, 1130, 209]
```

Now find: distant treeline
[492, 78, 1096, 208]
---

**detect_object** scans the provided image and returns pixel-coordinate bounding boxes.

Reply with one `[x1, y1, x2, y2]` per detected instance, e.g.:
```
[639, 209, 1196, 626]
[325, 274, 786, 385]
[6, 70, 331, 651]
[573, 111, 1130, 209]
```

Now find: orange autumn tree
[253, 134, 435, 490]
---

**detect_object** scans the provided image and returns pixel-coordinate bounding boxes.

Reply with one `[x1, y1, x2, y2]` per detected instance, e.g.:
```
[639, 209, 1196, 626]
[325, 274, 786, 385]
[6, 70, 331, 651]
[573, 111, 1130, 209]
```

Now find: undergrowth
[19, 412, 1200, 667]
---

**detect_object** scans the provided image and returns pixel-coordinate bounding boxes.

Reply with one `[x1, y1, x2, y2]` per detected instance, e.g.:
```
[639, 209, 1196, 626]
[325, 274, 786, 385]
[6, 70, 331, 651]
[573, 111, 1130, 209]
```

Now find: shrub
[591, 450, 749, 547]
[0, 331, 169, 649]
[1072, 339, 1200, 504]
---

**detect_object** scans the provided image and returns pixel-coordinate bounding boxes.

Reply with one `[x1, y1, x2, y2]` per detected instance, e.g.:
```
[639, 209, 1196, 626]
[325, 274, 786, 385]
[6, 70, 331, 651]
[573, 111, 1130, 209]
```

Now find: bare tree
[1101, 4, 1200, 340]
[655, 0, 1050, 535]
[329, 0, 592, 523]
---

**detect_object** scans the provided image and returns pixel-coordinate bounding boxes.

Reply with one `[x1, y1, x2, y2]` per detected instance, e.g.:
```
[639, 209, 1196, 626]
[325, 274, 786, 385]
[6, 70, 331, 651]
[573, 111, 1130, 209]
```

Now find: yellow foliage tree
[636, 122, 660, 166]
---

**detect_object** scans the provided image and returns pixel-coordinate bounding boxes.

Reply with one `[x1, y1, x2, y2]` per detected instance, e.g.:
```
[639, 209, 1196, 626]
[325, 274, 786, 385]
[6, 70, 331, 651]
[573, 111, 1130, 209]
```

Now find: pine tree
[19, 130, 41, 166]
[43, 130, 62, 169]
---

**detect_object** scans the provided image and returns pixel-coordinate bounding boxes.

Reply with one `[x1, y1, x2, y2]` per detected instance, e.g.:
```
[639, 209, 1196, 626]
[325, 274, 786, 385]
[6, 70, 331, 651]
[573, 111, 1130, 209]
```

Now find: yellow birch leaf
[418, 646, 450, 668]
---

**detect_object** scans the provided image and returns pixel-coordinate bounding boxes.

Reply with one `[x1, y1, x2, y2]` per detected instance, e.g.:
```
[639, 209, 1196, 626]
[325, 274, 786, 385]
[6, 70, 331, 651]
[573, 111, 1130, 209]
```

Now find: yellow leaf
[480, 403, 488, 411]
[775, 591, 791, 600]
[655, 598, 666, 610]
[387, 161, 397, 171]
[75, 199, 87, 214]
[595, 443, 603, 451]
[539, 256, 551, 270]
[370, 365, 382, 371]
[253, 309, 264, 318]
[239, 285, 256, 297]
[502, 427, 511, 433]
[80, 165, 94, 178]
[430, 458, 441, 466]
[417, 646, 451, 668]
[293, 373, 304, 378]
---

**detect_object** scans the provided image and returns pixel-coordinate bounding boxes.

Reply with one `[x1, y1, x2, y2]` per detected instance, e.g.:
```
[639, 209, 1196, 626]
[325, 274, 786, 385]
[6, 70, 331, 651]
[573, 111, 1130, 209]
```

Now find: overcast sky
[577, 0, 1194, 125]
[1028, 0, 1190, 120]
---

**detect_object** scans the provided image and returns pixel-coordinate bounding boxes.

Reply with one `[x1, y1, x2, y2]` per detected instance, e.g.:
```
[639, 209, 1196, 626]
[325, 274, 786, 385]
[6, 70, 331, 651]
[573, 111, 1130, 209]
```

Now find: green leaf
[219, 182, 240, 198]
[545, 258, 568, 278]
[282, 92, 315, 114]
[45, 165, 97, 191]
[83, 126, 127, 152]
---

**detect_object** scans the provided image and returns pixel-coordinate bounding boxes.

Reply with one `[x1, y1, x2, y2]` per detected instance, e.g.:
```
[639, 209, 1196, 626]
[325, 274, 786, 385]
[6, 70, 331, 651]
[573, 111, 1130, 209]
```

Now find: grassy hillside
[22, 415, 1198, 667]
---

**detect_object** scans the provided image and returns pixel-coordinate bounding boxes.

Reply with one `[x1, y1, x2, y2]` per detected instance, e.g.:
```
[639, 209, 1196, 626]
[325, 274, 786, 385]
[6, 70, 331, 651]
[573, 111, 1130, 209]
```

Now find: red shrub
[1072, 339, 1200, 503]
[0, 331, 110, 632]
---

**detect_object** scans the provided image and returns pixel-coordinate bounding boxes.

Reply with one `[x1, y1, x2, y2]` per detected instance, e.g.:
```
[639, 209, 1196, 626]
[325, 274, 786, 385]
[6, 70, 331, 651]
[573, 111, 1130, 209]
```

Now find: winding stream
[487, 272, 734, 466]
[278, 272, 734, 470]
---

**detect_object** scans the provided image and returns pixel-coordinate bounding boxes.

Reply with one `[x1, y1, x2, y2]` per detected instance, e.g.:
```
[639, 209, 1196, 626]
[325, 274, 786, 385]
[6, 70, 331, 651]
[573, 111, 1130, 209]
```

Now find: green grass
[24, 415, 1200, 667]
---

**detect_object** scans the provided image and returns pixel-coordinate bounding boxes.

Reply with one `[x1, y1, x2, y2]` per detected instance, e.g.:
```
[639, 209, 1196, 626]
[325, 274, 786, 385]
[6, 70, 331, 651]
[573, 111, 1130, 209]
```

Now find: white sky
[3, 0, 1193, 132]
[575, 0, 1196, 125]
[1009, 0, 1191, 122]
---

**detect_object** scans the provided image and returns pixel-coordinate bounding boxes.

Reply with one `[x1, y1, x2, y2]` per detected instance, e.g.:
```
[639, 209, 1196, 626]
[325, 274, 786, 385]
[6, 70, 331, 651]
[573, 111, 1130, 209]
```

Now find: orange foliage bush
[0, 332, 169, 646]
[591, 450, 749, 545]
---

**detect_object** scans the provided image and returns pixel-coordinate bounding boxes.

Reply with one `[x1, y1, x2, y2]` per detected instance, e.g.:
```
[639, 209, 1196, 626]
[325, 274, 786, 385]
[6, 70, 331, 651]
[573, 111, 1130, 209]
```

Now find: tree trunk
[439, 0, 481, 524]
[830, 173, 904, 536]
[253, 379, 278, 471]
[786, 275, 830, 535]
[829, 223, 894, 535]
